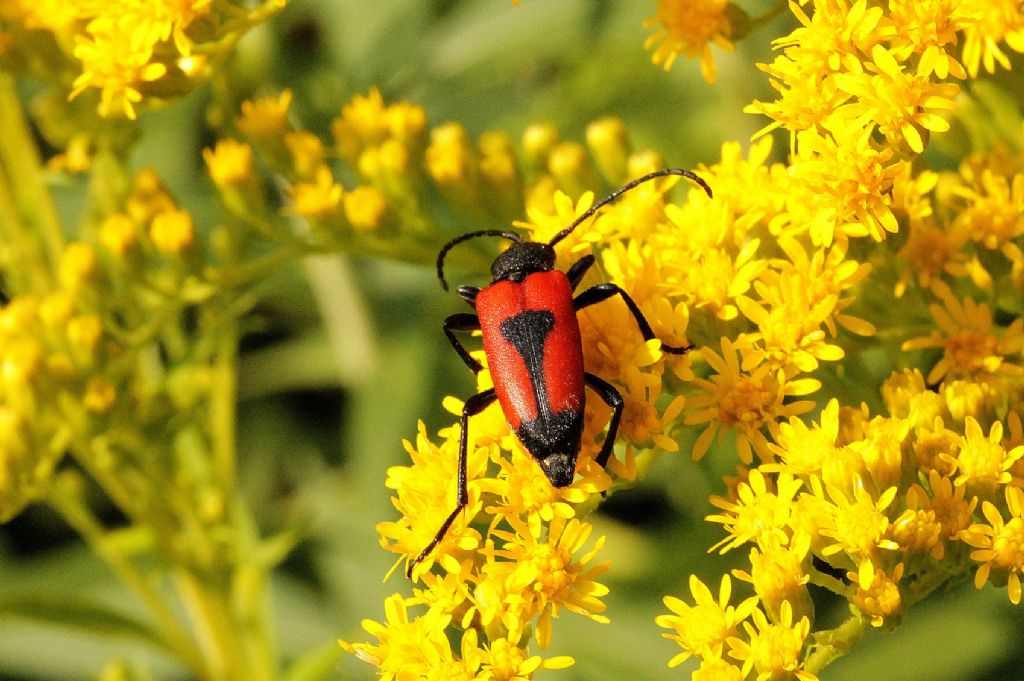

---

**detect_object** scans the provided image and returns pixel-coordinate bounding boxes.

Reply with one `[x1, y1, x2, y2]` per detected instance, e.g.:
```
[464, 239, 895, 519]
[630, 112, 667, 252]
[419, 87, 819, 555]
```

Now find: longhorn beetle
[409, 168, 713, 577]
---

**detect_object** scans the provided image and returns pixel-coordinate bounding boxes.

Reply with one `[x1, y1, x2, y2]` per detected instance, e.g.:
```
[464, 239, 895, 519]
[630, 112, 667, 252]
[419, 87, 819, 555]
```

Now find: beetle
[408, 168, 713, 576]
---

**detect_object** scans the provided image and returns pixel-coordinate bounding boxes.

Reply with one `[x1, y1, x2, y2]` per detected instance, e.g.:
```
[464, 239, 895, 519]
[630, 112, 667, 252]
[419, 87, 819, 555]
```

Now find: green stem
[808, 565, 851, 597]
[0, 73, 64, 292]
[175, 570, 247, 681]
[45, 482, 208, 677]
[804, 614, 867, 675]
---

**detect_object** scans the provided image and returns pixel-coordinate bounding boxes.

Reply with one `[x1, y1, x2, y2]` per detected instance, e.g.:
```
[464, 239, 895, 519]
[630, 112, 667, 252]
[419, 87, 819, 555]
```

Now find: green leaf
[0, 591, 171, 654]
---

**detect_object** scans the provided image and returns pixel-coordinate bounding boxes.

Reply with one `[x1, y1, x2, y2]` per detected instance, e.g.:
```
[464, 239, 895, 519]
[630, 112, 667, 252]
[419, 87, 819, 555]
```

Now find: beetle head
[436, 168, 712, 291]
[490, 241, 556, 283]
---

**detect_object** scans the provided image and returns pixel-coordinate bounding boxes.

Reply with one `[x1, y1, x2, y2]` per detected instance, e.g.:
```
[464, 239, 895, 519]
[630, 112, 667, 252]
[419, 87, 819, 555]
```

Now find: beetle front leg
[585, 373, 624, 468]
[407, 387, 496, 578]
[565, 254, 595, 291]
[574, 282, 693, 354]
[444, 313, 484, 374]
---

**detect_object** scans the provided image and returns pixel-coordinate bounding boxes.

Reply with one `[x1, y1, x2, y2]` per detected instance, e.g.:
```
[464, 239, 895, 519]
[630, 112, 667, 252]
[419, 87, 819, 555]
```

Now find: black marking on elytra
[500, 309, 583, 486]
[500, 310, 555, 414]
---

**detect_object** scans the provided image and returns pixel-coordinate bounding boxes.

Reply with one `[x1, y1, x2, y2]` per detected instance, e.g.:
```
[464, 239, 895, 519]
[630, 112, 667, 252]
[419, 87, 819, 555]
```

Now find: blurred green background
[1, 1, 1022, 679]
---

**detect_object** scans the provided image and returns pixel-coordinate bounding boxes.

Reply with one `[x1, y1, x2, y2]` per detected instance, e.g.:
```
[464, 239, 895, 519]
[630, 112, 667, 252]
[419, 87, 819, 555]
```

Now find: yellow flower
[127, 168, 177, 225]
[890, 503, 944, 560]
[961, 485, 1024, 604]
[285, 131, 326, 180]
[687, 338, 819, 464]
[848, 416, 910, 492]
[476, 636, 574, 680]
[727, 600, 817, 681]
[885, 0, 966, 79]
[59, 242, 99, 292]
[706, 470, 802, 553]
[834, 44, 959, 153]
[848, 560, 905, 628]
[286, 165, 343, 220]
[902, 285, 1024, 384]
[943, 417, 1023, 491]
[62, 0, 232, 119]
[735, 239, 871, 374]
[425, 122, 480, 211]
[83, 376, 117, 414]
[957, 0, 1024, 77]
[745, 0, 884, 137]
[585, 117, 630, 184]
[332, 87, 390, 159]
[203, 139, 255, 188]
[150, 208, 195, 255]
[236, 90, 293, 141]
[894, 216, 976, 296]
[656, 574, 758, 668]
[340, 593, 458, 679]
[767, 399, 840, 477]
[546, 141, 596, 201]
[480, 444, 603, 537]
[693, 657, 746, 681]
[67, 314, 102, 357]
[910, 422, 959, 477]
[99, 214, 139, 259]
[733, 533, 812, 622]
[912, 469, 977, 541]
[786, 118, 905, 245]
[377, 421, 486, 576]
[489, 516, 610, 649]
[818, 478, 900, 562]
[343, 185, 389, 231]
[70, 33, 168, 120]
[952, 164, 1024, 251]
[643, 0, 734, 83]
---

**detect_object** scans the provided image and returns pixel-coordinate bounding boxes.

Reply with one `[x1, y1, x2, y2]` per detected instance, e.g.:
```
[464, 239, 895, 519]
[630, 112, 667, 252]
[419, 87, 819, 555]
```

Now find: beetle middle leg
[585, 373, 624, 468]
[407, 387, 496, 578]
[574, 282, 693, 354]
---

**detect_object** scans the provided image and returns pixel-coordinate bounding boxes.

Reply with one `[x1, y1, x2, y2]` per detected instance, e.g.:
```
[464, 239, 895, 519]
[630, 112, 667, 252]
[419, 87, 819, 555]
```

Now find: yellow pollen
[834, 503, 886, 556]
[946, 329, 999, 371]
[958, 438, 1008, 485]
[906, 229, 953, 275]
[719, 377, 774, 427]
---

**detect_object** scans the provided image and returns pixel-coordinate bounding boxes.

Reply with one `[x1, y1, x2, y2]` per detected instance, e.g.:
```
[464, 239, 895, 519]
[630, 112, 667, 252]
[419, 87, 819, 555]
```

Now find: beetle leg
[444, 313, 485, 373]
[585, 373, 624, 468]
[565, 254, 595, 291]
[408, 388, 496, 578]
[574, 282, 693, 354]
[456, 285, 480, 307]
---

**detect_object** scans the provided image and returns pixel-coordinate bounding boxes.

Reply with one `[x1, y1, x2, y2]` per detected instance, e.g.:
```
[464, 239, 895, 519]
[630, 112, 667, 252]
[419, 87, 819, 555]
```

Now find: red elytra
[407, 168, 713, 578]
[476, 271, 585, 435]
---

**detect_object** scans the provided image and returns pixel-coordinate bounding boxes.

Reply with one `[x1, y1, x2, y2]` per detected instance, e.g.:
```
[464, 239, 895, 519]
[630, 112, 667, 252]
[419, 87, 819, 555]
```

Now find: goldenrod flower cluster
[0, 0, 285, 119]
[340, 1, 1024, 680]
[2, 0, 1023, 678]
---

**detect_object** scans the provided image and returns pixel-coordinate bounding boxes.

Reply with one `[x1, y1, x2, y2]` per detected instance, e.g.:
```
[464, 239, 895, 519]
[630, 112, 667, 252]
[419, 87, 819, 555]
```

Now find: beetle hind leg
[584, 373, 624, 468]
[407, 387, 496, 578]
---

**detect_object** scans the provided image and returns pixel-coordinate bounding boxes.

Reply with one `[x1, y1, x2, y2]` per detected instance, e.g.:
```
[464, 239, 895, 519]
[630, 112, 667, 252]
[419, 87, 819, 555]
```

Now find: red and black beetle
[409, 168, 713, 576]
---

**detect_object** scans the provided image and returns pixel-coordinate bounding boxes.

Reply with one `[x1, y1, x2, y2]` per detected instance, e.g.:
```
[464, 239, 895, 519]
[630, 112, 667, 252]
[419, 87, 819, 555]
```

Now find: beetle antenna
[437, 229, 522, 291]
[547, 168, 713, 248]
